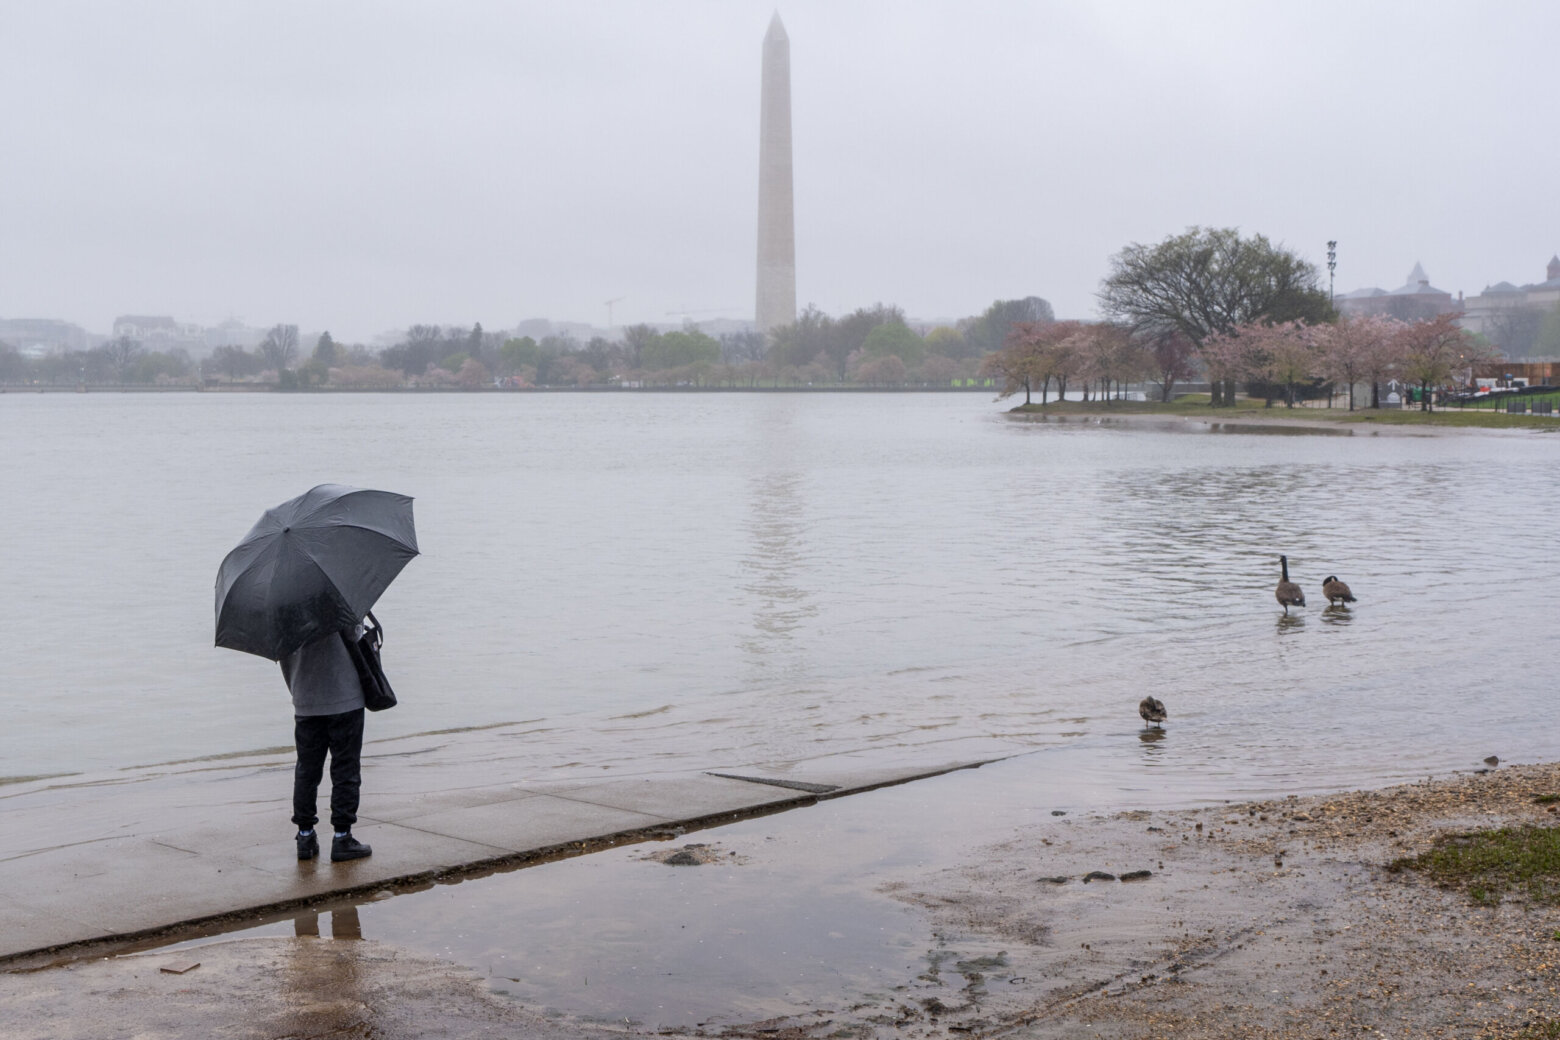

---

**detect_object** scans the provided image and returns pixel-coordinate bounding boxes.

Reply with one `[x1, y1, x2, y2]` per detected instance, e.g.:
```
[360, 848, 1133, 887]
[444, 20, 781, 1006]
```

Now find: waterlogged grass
[1341, 409, 1560, 429]
[1389, 825, 1560, 906]
[1010, 397, 1560, 429]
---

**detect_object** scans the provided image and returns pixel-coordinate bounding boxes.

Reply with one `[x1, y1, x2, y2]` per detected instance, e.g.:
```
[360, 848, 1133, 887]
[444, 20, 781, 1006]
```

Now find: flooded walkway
[0, 725, 992, 964]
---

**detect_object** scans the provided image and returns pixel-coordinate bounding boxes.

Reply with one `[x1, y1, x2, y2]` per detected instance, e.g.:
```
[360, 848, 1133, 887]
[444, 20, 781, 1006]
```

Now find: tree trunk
[1023, 377, 1032, 406]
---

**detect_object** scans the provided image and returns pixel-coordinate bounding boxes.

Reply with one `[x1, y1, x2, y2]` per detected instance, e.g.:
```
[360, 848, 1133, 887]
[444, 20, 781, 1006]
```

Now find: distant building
[1334, 262, 1459, 322]
[0, 318, 97, 354]
[111, 315, 207, 354]
[203, 319, 266, 351]
[1459, 255, 1560, 347]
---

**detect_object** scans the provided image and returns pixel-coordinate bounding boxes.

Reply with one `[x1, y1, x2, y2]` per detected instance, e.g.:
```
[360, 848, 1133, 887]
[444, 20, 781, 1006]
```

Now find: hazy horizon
[2, 1, 1556, 342]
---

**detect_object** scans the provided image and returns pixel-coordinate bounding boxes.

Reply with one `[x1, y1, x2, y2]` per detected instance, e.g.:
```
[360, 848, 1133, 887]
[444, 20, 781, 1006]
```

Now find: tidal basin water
[2, 392, 1557, 800]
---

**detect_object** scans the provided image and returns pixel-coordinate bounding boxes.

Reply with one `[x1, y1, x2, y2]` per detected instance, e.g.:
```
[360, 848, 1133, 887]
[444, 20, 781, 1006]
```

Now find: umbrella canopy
[215, 484, 418, 661]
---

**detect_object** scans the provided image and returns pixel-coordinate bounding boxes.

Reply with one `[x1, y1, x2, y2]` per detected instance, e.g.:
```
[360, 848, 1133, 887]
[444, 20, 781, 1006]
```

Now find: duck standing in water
[1275, 555, 1305, 614]
[1139, 696, 1167, 728]
[1322, 575, 1356, 606]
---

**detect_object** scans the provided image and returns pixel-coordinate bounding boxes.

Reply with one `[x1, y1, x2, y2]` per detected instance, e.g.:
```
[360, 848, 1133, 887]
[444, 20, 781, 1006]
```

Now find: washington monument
[755, 12, 795, 334]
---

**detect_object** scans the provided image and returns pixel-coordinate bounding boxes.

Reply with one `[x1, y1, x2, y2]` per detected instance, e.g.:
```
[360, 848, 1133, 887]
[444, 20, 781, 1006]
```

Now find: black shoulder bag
[341, 610, 397, 712]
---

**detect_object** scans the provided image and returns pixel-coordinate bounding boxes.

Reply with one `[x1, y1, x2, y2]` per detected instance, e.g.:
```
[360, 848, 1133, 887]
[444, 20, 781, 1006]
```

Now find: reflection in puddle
[1322, 605, 1354, 625]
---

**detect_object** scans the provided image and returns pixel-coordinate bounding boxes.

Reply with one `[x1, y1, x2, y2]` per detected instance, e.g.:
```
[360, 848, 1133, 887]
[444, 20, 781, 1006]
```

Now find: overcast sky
[2, 1, 1556, 342]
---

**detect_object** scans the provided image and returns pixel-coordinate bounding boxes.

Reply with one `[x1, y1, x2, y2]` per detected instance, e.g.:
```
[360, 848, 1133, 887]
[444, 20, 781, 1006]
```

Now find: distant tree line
[1, 300, 1060, 391]
[8, 228, 1498, 403]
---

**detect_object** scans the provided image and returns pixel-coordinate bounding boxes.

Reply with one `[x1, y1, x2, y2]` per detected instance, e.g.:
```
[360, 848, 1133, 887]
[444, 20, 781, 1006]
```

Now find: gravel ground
[861, 760, 1560, 1040]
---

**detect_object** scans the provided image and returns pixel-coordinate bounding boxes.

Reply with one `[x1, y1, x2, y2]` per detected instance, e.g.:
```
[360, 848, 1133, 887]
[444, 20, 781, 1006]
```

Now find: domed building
[1334, 262, 1459, 322]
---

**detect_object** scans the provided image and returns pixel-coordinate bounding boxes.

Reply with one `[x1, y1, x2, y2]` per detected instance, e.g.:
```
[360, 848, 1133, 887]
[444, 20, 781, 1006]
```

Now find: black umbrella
[215, 484, 418, 661]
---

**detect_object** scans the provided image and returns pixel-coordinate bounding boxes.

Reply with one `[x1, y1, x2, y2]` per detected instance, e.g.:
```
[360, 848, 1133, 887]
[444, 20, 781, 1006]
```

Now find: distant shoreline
[0, 384, 999, 395]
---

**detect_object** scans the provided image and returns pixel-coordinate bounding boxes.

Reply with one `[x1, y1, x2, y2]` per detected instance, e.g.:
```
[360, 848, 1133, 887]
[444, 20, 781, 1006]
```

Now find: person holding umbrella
[282, 622, 373, 861]
[215, 484, 418, 863]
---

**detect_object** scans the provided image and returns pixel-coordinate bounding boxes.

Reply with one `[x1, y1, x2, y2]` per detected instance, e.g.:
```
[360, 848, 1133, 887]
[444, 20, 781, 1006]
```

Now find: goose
[1138, 696, 1167, 728]
[1321, 575, 1356, 606]
[1275, 555, 1305, 614]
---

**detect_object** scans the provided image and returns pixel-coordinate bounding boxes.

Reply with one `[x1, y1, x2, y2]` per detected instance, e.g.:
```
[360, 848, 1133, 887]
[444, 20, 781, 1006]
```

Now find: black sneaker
[296, 831, 319, 861]
[331, 833, 372, 862]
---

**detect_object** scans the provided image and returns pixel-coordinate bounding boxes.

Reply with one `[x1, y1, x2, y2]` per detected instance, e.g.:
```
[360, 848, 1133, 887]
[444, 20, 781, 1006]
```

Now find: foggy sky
[2, 1, 1556, 342]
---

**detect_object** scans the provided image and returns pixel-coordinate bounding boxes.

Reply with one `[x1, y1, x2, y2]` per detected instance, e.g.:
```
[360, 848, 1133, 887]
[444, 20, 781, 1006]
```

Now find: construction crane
[604, 297, 625, 328]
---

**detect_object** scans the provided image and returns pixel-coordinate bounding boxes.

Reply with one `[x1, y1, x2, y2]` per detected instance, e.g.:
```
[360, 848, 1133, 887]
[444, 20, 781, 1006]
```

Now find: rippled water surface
[3, 392, 1557, 798]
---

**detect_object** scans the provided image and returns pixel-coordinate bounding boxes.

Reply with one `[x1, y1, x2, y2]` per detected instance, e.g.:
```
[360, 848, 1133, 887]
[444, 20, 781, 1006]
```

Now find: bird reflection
[1321, 604, 1353, 626]
[1276, 613, 1306, 634]
[1138, 728, 1165, 744]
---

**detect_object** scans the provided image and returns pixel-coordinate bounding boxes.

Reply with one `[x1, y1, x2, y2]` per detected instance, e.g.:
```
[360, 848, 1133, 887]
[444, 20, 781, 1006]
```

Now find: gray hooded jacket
[280, 624, 366, 717]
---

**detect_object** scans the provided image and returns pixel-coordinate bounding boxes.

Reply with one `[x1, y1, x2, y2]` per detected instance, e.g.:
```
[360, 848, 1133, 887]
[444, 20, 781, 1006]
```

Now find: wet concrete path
[0, 725, 992, 963]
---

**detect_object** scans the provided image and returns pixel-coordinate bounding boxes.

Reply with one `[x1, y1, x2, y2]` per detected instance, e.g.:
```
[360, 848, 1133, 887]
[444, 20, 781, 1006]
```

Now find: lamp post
[1326, 240, 1337, 303]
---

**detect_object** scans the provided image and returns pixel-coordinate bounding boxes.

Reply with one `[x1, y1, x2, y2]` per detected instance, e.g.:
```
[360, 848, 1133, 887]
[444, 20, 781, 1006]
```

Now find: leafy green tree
[924, 326, 968, 359]
[208, 345, 259, 382]
[499, 336, 539, 375]
[719, 330, 767, 364]
[961, 297, 1055, 357]
[1098, 227, 1333, 405]
[861, 322, 925, 366]
[439, 351, 470, 373]
[768, 305, 834, 369]
[643, 329, 719, 370]
[313, 331, 339, 367]
[829, 304, 905, 379]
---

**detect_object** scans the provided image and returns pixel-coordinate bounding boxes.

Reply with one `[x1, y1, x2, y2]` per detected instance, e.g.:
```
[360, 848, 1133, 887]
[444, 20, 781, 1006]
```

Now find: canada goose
[1321, 576, 1355, 605]
[1275, 555, 1305, 614]
[1139, 696, 1167, 727]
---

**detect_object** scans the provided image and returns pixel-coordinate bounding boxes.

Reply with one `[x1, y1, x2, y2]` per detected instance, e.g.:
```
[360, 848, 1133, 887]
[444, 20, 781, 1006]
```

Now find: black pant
[292, 708, 365, 832]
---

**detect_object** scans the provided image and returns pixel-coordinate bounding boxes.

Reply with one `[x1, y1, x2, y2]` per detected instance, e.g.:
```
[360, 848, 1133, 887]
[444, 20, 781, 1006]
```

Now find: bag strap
[365, 610, 383, 648]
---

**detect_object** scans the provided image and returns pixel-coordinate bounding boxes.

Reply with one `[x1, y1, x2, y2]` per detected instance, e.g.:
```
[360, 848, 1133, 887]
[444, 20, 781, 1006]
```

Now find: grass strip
[1388, 825, 1560, 906]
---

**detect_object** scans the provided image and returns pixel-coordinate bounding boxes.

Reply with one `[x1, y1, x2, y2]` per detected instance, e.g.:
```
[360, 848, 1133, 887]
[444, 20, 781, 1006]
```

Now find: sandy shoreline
[5, 762, 1557, 1039]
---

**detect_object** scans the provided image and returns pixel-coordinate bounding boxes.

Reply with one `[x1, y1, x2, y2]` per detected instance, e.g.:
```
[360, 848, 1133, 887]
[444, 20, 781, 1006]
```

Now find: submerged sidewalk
[0, 725, 993, 964]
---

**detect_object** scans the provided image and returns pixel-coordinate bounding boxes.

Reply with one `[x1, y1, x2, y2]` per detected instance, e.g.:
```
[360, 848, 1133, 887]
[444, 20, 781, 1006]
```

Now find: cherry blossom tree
[1317, 314, 1403, 410]
[981, 320, 1083, 405]
[1395, 313, 1500, 411]
[1147, 330, 1197, 402]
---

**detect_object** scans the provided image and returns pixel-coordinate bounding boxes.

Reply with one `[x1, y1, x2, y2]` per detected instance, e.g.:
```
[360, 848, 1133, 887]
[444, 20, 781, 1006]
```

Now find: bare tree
[261, 324, 299, 373]
[101, 335, 144, 383]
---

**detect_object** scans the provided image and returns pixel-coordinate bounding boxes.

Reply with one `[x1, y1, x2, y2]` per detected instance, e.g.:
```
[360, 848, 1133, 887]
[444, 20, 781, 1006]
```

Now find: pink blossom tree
[1317, 315, 1403, 410]
[1394, 313, 1500, 411]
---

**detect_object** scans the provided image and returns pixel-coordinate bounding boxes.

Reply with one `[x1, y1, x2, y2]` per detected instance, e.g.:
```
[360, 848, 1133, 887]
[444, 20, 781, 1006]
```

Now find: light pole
[1326, 240, 1337, 303]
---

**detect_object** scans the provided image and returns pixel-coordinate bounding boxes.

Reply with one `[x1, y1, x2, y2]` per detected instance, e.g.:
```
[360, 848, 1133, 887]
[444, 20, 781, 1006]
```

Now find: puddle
[149, 762, 1052, 1030]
